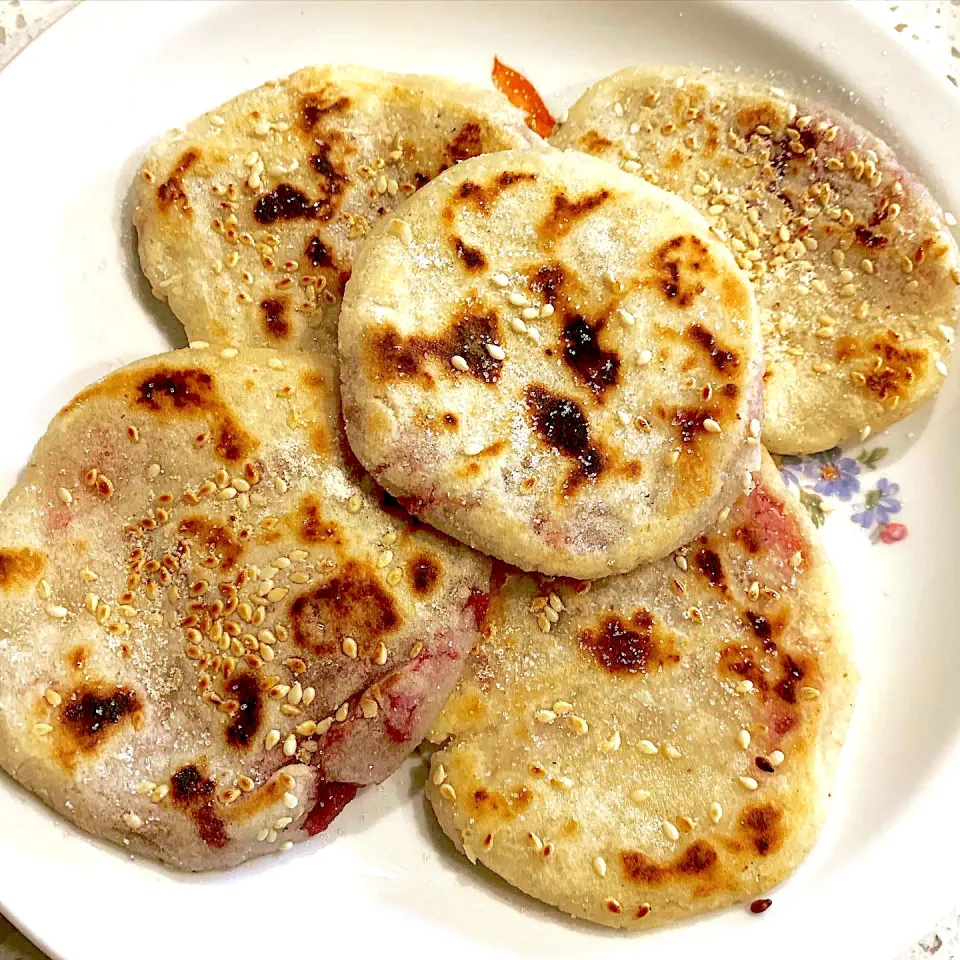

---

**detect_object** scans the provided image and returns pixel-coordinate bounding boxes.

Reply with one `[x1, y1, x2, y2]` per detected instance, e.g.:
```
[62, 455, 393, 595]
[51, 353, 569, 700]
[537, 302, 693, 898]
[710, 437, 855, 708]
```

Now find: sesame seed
[736, 679, 754, 694]
[510, 317, 527, 334]
[335, 702, 349, 722]
[551, 776, 574, 790]
[274, 816, 293, 830]
[567, 714, 589, 735]
[340, 636, 358, 659]
[123, 812, 143, 830]
[491, 273, 509, 287]
[638, 349, 653, 365]
[279, 841, 294, 852]
[388, 218, 413, 245]
[937, 360, 949, 376]
[617, 308, 635, 326]
[770, 750, 785, 767]
[485, 342, 506, 361]
[265, 729, 281, 750]
[939, 325, 955, 343]
[662, 820, 680, 841]
[540, 304, 554, 319]
[947, 212, 957, 227]
[374, 642, 388, 665]
[709, 802, 723, 824]
[662, 743, 681, 759]
[45, 604, 68, 619]
[189, 340, 210, 350]
[508, 292, 528, 306]
[57, 487, 73, 505]
[737, 729, 751, 750]
[282, 791, 299, 810]
[33, 723, 53, 737]
[552, 700, 573, 714]
[282, 734, 297, 757]
[638, 739, 658, 755]
[800, 686, 821, 700]
[527, 832, 543, 852]
[451, 354, 469, 372]
[675, 554, 688, 572]
[536, 709, 557, 724]
[521, 306, 539, 321]
[593, 856, 607, 877]
[630, 788, 651, 803]
[702, 418, 722, 434]
[266, 587, 288, 603]
[741, 470, 754, 494]
[739, 776, 759, 791]
[605, 898, 622, 914]
[439, 783, 457, 802]
[790, 551, 803, 569]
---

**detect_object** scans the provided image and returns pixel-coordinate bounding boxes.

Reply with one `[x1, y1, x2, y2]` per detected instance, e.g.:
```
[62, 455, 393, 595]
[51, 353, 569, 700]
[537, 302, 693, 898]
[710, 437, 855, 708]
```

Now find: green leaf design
[798, 488, 826, 528]
[857, 446, 889, 469]
[864, 488, 883, 509]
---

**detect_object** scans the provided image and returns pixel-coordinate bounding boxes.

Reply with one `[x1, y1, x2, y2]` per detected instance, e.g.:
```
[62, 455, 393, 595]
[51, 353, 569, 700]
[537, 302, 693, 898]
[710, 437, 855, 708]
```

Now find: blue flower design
[851, 478, 902, 529]
[802, 455, 861, 501]
[778, 457, 804, 488]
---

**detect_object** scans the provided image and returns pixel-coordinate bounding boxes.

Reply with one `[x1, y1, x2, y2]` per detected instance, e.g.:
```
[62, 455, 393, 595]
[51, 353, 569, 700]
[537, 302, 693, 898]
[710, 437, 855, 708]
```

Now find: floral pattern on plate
[776, 445, 908, 544]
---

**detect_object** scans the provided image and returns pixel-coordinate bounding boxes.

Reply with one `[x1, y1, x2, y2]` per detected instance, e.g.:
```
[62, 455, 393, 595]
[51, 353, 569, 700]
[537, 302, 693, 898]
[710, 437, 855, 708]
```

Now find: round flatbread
[339, 148, 763, 579]
[0, 347, 489, 871]
[133, 64, 539, 355]
[551, 66, 959, 453]
[426, 451, 857, 929]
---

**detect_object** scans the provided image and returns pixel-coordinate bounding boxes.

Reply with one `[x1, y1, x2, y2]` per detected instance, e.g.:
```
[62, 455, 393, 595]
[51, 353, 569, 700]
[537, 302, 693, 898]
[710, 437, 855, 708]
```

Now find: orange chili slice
[492, 57, 556, 139]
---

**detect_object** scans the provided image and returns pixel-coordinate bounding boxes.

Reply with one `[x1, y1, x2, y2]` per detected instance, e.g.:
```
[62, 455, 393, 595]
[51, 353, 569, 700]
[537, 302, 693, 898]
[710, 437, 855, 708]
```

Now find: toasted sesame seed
[45, 604, 68, 620]
[739, 776, 759, 791]
[123, 812, 143, 830]
[737, 729, 751, 750]
[736, 679, 755, 694]
[439, 783, 457, 802]
[374, 641, 388, 666]
[662, 820, 680, 842]
[265, 729, 281, 750]
[552, 700, 573, 714]
[662, 744, 681, 759]
[57, 486, 74, 505]
[617, 307, 635, 326]
[630, 788, 651, 803]
[800, 686, 821, 700]
[451, 354, 469, 372]
[536, 709, 557, 724]
[282, 734, 297, 757]
[709, 802, 723, 824]
[567, 715, 589, 735]
[335, 702, 349, 722]
[33, 722, 53, 737]
[790, 551, 803, 569]
[389, 218, 413, 245]
[702, 418, 722, 434]
[638, 739, 658, 755]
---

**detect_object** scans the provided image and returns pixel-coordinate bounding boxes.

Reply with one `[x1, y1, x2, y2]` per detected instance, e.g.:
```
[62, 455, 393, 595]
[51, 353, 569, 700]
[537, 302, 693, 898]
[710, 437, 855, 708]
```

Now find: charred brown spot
[452, 237, 487, 272]
[300, 92, 351, 130]
[687, 323, 738, 374]
[854, 225, 889, 249]
[170, 763, 228, 849]
[178, 516, 244, 570]
[367, 306, 503, 386]
[136, 367, 258, 463]
[294, 495, 343, 545]
[579, 609, 677, 674]
[695, 548, 727, 592]
[734, 103, 784, 136]
[775, 653, 805, 704]
[621, 841, 719, 886]
[859, 330, 926, 403]
[254, 182, 322, 225]
[468, 784, 532, 820]
[260, 297, 290, 340]
[66, 645, 88, 672]
[310, 141, 349, 207]
[673, 407, 714, 446]
[0, 547, 45, 591]
[442, 412, 459, 429]
[651, 235, 711, 308]
[746, 610, 773, 643]
[525, 385, 603, 492]
[562, 315, 620, 399]
[408, 553, 442, 597]
[740, 803, 783, 857]
[60, 685, 142, 759]
[449, 171, 537, 214]
[835, 335, 861, 362]
[157, 149, 199, 212]
[225, 672, 262, 748]
[579, 130, 614, 153]
[540, 190, 611, 242]
[529, 263, 566, 305]
[445, 122, 486, 164]
[306, 236, 334, 268]
[291, 560, 401, 658]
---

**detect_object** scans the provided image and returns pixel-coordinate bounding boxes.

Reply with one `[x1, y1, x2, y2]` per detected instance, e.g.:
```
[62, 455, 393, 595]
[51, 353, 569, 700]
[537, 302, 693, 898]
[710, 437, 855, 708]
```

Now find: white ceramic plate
[1, 2, 958, 958]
